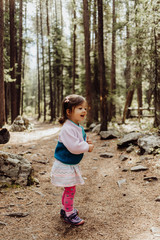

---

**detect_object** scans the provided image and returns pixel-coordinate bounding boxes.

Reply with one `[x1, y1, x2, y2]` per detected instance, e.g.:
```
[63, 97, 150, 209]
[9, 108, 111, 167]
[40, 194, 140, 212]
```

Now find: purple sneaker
[64, 212, 84, 225]
[60, 208, 79, 218]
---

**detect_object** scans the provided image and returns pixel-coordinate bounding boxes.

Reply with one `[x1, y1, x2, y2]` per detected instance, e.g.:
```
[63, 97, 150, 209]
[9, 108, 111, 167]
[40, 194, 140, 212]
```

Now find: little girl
[51, 94, 94, 226]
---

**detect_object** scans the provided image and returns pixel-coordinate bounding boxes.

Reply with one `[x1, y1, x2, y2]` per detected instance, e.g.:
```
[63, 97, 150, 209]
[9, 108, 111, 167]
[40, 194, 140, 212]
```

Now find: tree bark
[122, 88, 134, 123]
[60, 0, 63, 113]
[125, 0, 132, 119]
[0, 0, 6, 127]
[40, 1, 46, 121]
[135, 0, 142, 117]
[97, 0, 108, 131]
[92, 0, 99, 122]
[4, 0, 10, 123]
[83, 0, 93, 126]
[109, 0, 116, 121]
[72, 0, 76, 94]
[36, 0, 41, 120]
[125, 0, 131, 90]
[46, 0, 54, 121]
[10, 0, 17, 123]
[21, 2, 27, 116]
[154, 29, 160, 127]
[17, 0, 23, 115]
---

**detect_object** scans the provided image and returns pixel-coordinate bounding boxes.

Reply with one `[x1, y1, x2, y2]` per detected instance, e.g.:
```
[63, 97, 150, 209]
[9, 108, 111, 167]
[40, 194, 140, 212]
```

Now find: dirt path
[1, 120, 160, 240]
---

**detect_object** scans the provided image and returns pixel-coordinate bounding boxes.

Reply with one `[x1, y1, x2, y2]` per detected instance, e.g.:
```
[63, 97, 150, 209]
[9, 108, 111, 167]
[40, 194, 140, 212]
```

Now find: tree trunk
[36, 0, 41, 120]
[83, 0, 93, 126]
[154, 29, 160, 127]
[46, 0, 54, 121]
[92, 0, 99, 122]
[4, 0, 10, 123]
[60, 0, 63, 113]
[0, 0, 6, 127]
[125, 0, 131, 90]
[54, 0, 60, 118]
[72, 0, 76, 94]
[125, 0, 132, 119]
[21, 2, 27, 116]
[10, 0, 17, 123]
[97, 0, 108, 131]
[109, 0, 116, 121]
[122, 88, 134, 123]
[16, 0, 23, 115]
[135, 0, 142, 117]
[40, 1, 46, 121]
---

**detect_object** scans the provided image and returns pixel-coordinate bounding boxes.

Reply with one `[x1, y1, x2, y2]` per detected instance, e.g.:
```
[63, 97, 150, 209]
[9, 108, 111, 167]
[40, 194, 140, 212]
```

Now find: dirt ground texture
[1, 120, 160, 240]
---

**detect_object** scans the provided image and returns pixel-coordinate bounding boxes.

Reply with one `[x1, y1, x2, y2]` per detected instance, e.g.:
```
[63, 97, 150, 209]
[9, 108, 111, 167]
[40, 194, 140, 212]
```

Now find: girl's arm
[60, 128, 89, 154]
[87, 136, 94, 152]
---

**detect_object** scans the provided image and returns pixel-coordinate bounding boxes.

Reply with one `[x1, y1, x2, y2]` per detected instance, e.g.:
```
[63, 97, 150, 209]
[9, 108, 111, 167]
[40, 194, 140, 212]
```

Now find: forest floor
[1, 118, 160, 240]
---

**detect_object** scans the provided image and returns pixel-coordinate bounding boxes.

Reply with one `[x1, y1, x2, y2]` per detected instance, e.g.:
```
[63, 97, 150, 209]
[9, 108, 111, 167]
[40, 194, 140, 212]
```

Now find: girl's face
[67, 101, 87, 124]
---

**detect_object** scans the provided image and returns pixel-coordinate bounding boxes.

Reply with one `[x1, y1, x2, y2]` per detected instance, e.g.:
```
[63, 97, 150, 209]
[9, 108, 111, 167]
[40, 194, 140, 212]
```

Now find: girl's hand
[87, 136, 92, 144]
[88, 144, 94, 152]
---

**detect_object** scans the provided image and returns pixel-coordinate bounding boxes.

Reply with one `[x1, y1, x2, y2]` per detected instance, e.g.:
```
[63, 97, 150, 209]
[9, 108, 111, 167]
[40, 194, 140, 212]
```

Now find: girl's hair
[59, 94, 86, 124]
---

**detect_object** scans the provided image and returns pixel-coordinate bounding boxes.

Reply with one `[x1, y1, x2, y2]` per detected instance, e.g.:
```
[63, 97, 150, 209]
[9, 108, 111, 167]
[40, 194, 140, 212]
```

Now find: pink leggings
[62, 186, 76, 216]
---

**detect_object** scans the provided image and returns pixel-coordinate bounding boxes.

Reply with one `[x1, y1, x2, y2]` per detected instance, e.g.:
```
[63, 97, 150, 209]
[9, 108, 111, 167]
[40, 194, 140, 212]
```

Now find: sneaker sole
[64, 219, 85, 226]
[60, 210, 79, 218]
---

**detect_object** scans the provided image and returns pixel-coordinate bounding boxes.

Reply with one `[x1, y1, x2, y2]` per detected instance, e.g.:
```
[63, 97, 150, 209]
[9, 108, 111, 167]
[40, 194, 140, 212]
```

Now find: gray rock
[117, 132, 142, 148]
[126, 145, 134, 153]
[100, 130, 119, 140]
[144, 176, 158, 182]
[34, 191, 45, 197]
[10, 115, 33, 132]
[122, 168, 129, 172]
[33, 178, 40, 185]
[117, 179, 126, 187]
[131, 165, 148, 172]
[0, 151, 32, 187]
[100, 152, 114, 158]
[39, 171, 46, 175]
[155, 196, 160, 202]
[92, 124, 101, 134]
[150, 227, 160, 236]
[89, 123, 97, 130]
[138, 135, 160, 154]
[119, 154, 128, 161]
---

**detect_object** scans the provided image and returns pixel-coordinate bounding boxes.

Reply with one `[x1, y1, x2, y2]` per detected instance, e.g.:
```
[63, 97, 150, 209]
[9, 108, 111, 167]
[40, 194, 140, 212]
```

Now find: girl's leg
[63, 186, 76, 217]
[61, 188, 65, 210]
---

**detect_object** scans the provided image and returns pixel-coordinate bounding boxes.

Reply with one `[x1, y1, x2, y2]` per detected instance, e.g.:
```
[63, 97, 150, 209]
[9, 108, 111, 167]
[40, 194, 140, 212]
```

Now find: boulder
[89, 123, 97, 130]
[100, 130, 119, 140]
[117, 132, 143, 149]
[10, 116, 33, 132]
[0, 151, 32, 187]
[138, 135, 160, 154]
[0, 128, 10, 144]
[92, 124, 101, 134]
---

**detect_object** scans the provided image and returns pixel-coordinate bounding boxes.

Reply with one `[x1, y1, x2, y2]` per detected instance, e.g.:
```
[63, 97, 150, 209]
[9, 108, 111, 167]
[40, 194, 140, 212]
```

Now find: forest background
[0, 0, 160, 131]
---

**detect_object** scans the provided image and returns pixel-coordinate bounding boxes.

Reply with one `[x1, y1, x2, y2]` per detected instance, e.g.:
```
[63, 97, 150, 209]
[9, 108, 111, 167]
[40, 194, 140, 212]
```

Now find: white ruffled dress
[51, 120, 89, 187]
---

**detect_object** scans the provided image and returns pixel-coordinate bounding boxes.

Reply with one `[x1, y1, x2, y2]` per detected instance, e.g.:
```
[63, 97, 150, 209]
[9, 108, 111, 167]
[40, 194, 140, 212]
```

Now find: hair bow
[64, 97, 70, 103]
